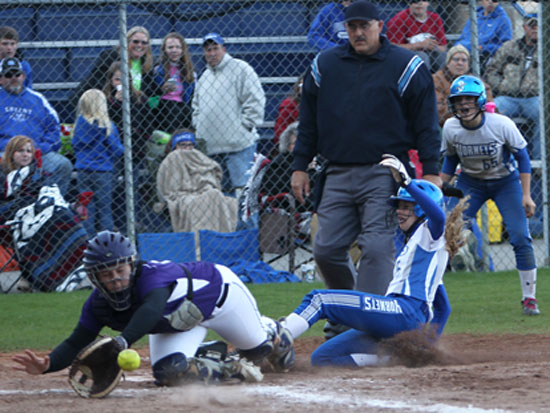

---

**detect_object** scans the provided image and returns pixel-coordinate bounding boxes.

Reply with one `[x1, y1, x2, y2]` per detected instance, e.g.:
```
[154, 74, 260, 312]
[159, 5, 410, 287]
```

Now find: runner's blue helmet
[448, 75, 487, 113]
[83, 230, 137, 311]
[387, 179, 443, 217]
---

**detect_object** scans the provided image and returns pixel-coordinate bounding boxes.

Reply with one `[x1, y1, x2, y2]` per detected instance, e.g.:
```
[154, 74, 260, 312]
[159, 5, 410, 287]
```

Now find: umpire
[291, 1, 441, 298]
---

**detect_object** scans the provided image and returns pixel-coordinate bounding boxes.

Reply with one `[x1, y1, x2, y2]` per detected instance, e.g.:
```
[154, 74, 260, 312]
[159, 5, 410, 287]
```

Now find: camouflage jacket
[485, 37, 538, 98]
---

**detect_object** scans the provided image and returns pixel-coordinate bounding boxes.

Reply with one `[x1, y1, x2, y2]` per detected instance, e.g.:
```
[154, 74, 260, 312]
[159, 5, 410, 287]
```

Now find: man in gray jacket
[485, 16, 540, 159]
[192, 33, 266, 195]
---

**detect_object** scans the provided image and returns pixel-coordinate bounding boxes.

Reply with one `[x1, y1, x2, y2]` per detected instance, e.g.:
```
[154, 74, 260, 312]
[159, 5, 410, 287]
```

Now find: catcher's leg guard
[152, 352, 190, 386]
[238, 340, 274, 362]
[238, 317, 295, 372]
[190, 353, 263, 383]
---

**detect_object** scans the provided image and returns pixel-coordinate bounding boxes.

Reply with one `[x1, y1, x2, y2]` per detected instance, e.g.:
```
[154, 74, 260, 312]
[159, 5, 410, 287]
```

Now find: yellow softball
[117, 349, 141, 371]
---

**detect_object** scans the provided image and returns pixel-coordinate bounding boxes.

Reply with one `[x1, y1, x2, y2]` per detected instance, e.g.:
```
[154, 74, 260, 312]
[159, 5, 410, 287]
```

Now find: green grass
[1, 269, 549, 352]
[443, 269, 550, 334]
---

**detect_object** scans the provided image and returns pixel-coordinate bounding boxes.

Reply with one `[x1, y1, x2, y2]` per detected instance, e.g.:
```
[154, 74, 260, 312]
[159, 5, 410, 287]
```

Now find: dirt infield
[1, 334, 548, 413]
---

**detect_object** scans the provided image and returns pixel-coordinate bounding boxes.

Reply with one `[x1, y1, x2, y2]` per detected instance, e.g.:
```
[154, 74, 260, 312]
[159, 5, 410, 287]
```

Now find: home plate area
[1, 334, 549, 412]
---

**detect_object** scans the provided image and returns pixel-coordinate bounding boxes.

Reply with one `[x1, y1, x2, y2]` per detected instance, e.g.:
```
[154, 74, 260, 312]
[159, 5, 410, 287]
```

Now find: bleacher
[5, 1, 458, 141]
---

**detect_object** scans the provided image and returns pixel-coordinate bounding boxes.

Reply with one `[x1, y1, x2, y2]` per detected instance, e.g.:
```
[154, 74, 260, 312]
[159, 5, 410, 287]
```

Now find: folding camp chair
[198, 229, 260, 266]
[0, 225, 21, 293]
[241, 154, 313, 274]
[258, 192, 313, 274]
[137, 232, 197, 262]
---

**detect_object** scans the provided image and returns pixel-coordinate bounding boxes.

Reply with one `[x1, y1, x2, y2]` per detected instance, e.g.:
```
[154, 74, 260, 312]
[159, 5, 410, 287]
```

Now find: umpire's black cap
[344, 1, 380, 22]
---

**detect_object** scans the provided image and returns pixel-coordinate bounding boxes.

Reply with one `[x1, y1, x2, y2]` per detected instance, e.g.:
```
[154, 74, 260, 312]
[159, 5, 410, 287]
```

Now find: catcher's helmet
[448, 75, 487, 116]
[387, 179, 443, 217]
[83, 230, 137, 311]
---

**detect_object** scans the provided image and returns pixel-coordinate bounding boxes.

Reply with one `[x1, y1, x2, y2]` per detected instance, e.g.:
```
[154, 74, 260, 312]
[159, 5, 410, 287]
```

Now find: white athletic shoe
[232, 358, 264, 382]
[522, 298, 540, 316]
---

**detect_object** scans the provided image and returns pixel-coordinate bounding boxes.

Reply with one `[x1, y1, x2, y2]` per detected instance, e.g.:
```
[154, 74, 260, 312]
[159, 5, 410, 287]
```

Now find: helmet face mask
[83, 231, 138, 311]
[449, 96, 479, 121]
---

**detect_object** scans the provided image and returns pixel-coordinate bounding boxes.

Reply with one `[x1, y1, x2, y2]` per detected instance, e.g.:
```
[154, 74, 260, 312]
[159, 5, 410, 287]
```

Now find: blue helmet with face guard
[448, 75, 487, 117]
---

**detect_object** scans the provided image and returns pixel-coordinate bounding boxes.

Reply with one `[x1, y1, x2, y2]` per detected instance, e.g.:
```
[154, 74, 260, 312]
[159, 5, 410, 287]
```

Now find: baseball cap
[202, 32, 224, 46]
[344, 0, 380, 22]
[524, 15, 538, 27]
[171, 131, 197, 149]
[0, 57, 23, 75]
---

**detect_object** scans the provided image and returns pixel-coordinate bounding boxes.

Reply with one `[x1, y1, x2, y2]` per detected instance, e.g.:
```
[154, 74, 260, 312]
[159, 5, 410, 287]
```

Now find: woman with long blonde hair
[73, 89, 124, 236]
[69, 25, 155, 110]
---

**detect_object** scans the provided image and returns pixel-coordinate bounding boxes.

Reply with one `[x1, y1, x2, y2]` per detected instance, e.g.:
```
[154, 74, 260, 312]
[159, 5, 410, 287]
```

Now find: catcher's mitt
[68, 336, 124, 398]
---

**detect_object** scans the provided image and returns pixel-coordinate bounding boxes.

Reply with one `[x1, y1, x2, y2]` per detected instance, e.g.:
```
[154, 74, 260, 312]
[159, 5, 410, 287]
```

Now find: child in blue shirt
[73, 89, 124, 236]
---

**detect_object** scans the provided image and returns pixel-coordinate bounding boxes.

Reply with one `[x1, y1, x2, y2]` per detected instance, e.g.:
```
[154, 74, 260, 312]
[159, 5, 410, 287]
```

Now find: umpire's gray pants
[313, 164, 396, 294]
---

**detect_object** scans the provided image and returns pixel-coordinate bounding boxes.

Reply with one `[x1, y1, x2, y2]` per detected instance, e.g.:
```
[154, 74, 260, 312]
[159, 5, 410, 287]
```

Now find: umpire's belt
[216, 283, 229, 308]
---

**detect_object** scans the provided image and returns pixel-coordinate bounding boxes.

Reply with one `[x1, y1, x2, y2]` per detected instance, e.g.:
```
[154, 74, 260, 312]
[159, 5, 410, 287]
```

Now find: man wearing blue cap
[291, 0, 441, 338]
[192, 33, 265, 196]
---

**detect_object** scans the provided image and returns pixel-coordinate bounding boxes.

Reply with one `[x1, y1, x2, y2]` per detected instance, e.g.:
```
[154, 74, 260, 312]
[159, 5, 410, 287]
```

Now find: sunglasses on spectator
[2, 71, 23, 78]
[131, 39, 148, 45]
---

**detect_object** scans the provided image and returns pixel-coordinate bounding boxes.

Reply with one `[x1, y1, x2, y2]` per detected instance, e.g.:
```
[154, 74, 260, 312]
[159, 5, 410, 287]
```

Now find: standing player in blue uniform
[441, 75, 539, 315]
[280, 155, 466, 366]
[13, 231, 295, 383]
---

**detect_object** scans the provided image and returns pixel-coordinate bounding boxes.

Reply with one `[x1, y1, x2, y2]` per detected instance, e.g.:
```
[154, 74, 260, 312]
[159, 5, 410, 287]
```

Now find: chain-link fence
[0, 0, 547, 292]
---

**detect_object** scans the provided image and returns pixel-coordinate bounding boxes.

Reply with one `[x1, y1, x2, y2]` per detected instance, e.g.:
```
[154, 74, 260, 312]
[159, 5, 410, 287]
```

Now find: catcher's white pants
[149, 265, 269, 365]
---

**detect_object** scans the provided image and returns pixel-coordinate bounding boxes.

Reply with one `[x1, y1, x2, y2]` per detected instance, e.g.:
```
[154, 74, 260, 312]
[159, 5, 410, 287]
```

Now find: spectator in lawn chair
[0, 135, 43, 223]
[152, 32, 196, 134]
[0, 26, 32, 88]
[69, 25, 156, 112]
[0, 57, 73, 196]
[386, 1, 448, 73]
[433, 45, 494, 128]
[156, 129, 238, 233]
[454, 0, 512, 75]
[73, 89, 124, 237]
[485, 16, 541, 160]
[192, 32, 265, 197]
[273, 74, 304, 152]
[308, 1, 352, 51]
[261, 122, 321, 214]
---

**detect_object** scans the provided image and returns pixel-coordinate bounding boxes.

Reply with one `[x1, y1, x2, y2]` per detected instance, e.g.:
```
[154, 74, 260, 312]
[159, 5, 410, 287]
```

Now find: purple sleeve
[77, 290, 105, 334]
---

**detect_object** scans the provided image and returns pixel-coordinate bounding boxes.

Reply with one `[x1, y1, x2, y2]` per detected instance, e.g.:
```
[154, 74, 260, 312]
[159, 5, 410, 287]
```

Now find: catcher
[12, 230, 294, 397]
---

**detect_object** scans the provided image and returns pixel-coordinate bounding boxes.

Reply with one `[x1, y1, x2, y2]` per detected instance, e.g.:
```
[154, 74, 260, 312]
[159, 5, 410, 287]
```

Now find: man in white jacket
[192, 33, 266, 195]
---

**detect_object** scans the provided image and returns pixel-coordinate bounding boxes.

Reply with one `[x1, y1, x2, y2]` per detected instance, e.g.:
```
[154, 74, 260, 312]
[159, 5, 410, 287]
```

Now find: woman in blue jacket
[73, 89, 124, 236]
[455, 0, 512, 73]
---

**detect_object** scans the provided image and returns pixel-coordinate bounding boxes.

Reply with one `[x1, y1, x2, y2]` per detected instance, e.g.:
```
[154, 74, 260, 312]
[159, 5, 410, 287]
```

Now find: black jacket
[293, 36, 441, 176]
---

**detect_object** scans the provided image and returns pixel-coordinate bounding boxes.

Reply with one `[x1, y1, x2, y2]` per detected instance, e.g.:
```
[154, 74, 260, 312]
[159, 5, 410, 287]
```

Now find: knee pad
[152, 352, 189, 387]
[238, 316, 277, 361]
[240, 317, 295, 372]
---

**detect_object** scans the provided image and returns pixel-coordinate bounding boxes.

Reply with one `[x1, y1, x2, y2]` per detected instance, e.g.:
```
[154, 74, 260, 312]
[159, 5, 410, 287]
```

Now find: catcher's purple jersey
[79, 261, 223, 334]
